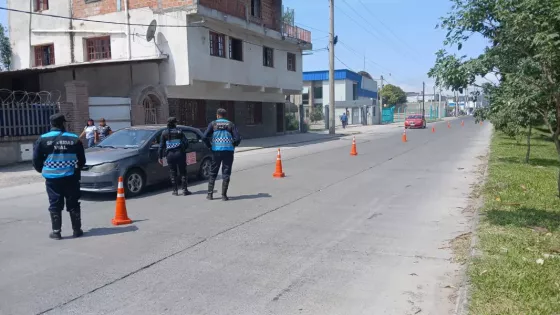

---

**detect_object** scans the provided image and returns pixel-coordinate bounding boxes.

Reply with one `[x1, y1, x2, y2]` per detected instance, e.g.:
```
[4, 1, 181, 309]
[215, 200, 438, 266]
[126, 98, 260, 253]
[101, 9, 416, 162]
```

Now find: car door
[181, 128, 205, 175]
[147, 130, 169, 182]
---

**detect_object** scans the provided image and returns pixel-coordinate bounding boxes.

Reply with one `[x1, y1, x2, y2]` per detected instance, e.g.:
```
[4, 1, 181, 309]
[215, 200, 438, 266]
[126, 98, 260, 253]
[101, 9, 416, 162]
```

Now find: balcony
[192, 0, 312, 45]
[282, 23, 311, 43]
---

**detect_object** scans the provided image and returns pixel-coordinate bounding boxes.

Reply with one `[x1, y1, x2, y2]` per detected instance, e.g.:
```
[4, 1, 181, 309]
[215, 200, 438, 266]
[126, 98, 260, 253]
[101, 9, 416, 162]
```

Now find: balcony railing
[282, 24, 311, 43]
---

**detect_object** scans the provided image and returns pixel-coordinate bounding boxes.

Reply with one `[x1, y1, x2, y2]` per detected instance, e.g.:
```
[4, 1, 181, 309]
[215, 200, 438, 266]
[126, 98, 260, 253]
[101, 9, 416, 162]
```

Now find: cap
[50, 113, 67, 124]
[167, 117, 177, 124]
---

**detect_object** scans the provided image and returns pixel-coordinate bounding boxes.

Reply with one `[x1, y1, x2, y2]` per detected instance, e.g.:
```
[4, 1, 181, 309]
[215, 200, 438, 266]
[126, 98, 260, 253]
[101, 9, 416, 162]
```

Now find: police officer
[203, 108, 241, 201]
[158, 117, 191, 196]
[33, 113, 86, 240]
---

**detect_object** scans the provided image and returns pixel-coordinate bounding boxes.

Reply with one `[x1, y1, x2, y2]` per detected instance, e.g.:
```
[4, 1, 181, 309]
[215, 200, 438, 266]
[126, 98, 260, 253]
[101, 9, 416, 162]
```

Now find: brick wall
[199, 0, 280, 31]
[72, 0, 195, 18]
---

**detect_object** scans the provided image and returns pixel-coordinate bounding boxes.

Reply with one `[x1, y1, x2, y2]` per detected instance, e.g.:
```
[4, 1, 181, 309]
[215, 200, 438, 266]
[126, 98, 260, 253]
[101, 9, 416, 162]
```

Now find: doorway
[276, 103, 285, 133]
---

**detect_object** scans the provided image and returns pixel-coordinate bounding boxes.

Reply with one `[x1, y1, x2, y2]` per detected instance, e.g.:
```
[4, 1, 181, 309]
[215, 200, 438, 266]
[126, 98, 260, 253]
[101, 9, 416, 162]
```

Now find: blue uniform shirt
[33, 128, 86, 179]
[203, 119, 241, 152]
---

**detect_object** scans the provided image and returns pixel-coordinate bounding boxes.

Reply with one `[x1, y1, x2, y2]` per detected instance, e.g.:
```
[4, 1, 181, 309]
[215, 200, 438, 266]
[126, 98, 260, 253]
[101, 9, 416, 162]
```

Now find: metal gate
[89, 97, 131, 131]
[0, 89, 60, 137]
[382, 107, 394, 124]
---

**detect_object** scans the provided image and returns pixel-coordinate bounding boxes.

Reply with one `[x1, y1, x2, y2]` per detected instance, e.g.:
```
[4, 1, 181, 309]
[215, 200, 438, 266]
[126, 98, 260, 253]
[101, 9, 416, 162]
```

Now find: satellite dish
[146, 20, 157, 42]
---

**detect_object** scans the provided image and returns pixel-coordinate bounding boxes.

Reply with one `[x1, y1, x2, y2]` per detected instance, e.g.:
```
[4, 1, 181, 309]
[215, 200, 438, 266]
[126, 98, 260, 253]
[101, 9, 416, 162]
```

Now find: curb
[236, 132, 358, 153]
[454, 155, 490, 315]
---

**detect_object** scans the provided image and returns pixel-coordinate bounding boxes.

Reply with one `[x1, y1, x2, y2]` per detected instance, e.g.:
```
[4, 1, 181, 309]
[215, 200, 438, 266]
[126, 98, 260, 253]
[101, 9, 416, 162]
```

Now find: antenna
[146, 20, 157, 42]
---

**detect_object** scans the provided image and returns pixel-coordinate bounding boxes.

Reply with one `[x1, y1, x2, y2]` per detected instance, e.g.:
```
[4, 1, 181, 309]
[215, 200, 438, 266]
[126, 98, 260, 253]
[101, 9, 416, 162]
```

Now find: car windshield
[96, 129, 156, 148]
[407, 115, 423, 119]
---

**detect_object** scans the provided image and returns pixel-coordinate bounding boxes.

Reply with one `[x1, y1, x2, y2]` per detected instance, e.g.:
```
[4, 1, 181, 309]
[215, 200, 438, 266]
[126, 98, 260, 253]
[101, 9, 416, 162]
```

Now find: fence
[382, 104, 441, 124]
[0, 89, 61, 138]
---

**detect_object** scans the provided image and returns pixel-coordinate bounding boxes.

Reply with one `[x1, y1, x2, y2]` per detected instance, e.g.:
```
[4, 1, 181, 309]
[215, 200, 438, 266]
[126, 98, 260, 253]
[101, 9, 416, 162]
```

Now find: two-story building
[4, 0, 311, 139]
[293, 69, 379, 127]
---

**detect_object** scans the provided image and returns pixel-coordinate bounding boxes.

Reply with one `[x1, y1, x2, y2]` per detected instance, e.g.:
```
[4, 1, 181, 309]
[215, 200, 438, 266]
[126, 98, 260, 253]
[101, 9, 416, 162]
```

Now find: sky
[0, 0, 488, 94]
[284, 0, 488, 93]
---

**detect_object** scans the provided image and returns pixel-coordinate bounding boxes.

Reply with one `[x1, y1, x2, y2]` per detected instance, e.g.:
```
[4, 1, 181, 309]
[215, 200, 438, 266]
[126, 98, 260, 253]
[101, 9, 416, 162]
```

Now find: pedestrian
[32, 113, 86, 240]
[340, 112, 348, 129]
[158, 117, 191, 196]
[79, 119, 97, 148]
[203, 108, 241, 201]
[97, 118, 112, 142]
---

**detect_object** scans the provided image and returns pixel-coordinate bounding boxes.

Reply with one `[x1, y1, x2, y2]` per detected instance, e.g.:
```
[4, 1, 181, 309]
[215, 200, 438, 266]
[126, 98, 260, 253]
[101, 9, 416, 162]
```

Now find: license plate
[410, 123, 415, 125]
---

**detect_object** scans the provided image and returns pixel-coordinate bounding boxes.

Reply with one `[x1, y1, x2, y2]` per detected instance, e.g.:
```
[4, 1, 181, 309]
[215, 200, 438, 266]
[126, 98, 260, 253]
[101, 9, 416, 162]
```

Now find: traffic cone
[273, 148, 285, 178]
[112, 177, 132, 226]
[480, 121, 483, 126]
[350, 136, 358, 156]
[432, 126, 436, 133]
[402, 129, 407, 142]
[461, 120, 465, 127]
[447, 121, 451, 128]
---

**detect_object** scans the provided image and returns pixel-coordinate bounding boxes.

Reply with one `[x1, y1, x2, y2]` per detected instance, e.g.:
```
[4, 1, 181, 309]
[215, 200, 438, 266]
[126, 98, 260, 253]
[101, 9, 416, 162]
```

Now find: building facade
[6, 0, 312, 139]
[295, 69, 379, 127]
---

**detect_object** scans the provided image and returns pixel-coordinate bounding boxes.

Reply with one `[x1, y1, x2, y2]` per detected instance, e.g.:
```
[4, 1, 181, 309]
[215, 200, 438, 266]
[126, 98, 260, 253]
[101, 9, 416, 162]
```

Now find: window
[86, 36, 111, 61]
[220, 101, 236, 122]
[246, 102, 263, 125]
[352, 83, 358, 100]
[34, 0, 48, 11]
[302, 87, 309, 103]
[209, 32, 226, 58]
[263, 47, 274, 67]
[251, 0, 261, 18]
[229, 37, 243, 61]
[312, 85, 323, 99]
[287, 53, 296, 71]
[182, 130, 200, 143]
[34, 44, 55, 66]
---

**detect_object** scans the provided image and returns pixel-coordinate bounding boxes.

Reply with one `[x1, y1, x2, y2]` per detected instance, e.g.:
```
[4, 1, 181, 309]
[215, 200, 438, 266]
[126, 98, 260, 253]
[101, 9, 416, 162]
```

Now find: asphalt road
[0, 118, 491, 315]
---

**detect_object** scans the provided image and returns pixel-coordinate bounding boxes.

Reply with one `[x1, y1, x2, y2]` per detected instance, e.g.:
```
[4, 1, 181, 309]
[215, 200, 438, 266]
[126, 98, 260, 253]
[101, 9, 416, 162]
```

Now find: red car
[404, 114, 426, 129]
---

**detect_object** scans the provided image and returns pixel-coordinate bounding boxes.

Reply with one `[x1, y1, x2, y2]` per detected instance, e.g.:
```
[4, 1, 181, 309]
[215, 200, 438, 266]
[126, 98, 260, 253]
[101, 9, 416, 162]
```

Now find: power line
[337, 0, 422, 63]
[0, 7, 306, 53]
[335, 55, 353, 71]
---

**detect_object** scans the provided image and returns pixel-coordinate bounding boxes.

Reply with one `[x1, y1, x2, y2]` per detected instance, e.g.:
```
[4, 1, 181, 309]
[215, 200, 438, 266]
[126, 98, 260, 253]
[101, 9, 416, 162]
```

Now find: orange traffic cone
[480, 121, 483, 126]
[350, 136, 358, 156]
[461, 120, 465, 127]
[447, 121, 451, 128]
[112, 177, 132, 226]
[273, 148, 285, 178]
[432, 126, 436, 133]
[402, 129, 407, 143]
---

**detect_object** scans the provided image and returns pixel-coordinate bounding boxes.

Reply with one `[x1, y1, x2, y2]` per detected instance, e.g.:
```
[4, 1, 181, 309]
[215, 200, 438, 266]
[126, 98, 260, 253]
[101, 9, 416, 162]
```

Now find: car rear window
[407, 115, 422, 119]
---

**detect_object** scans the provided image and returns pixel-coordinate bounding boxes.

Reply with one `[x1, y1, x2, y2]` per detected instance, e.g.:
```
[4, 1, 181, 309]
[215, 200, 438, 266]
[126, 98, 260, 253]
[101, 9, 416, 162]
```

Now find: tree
[0, 24, 11, 71]
[428, 0, 560, 195]
[282, 8, 294, 26]
[380, 84, 407, 107]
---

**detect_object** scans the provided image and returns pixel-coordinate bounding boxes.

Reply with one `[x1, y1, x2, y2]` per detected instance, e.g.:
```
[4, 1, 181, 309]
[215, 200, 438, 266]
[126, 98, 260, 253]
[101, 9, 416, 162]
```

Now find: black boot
[49, 212, 62, 240]
[222, 180, 230, 201]
[207, 177, 215, 200]
[69, 208, 84, 238]
[181, 176, 191, 196]
[171, 175, 179, 196]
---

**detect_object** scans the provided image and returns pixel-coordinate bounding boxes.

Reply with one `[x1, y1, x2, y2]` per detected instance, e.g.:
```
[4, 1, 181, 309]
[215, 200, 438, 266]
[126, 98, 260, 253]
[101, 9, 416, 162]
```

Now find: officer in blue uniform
[203, 108, 241, 201]
[33, 113, 86, 240]
[158, 117, 191, 196]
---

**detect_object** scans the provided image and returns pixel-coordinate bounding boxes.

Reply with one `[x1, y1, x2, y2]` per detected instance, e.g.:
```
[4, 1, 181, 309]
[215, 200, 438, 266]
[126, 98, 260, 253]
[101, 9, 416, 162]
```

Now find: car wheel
[124, 169, 145, 197]
[198, 158, 212, 180]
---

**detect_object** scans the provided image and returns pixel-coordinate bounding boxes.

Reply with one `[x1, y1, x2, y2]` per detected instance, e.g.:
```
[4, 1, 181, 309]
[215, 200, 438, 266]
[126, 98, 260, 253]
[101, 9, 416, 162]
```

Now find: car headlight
[89, 162, 118, 173]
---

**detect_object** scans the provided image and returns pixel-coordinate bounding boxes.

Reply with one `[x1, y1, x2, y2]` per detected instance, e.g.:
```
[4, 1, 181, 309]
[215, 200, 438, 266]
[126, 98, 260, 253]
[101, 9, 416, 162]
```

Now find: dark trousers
[46, 177, 81, 214]
[210, 150, 234, 181]
[46, 176, 82, 232]
[167, 150, 186, 179]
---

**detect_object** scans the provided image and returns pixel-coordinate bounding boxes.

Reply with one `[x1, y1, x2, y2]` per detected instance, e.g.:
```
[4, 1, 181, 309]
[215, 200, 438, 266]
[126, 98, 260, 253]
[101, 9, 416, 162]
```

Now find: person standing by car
[203, 108, 241, 201]
[79, 119, 97, 148]
[158, 117, 191, 196]
[97, 118, 112, 142]
[32, 113, 86, 240]
[340, 112, 348, 129]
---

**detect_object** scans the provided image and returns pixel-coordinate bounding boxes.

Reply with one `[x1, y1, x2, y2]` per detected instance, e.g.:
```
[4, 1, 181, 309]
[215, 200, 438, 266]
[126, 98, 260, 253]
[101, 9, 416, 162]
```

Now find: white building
[297, 69, 379, 126]
[4, 0, 312, 138]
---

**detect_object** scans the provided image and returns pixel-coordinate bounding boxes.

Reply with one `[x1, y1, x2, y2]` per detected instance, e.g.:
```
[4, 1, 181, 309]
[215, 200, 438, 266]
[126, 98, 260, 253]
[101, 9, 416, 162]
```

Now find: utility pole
[328, 0, 336, 134]
[379, 75, 384, 122]
[422, 82, 425, 118]
[438, 87, 442, 118]
[433, 85, 436, 118]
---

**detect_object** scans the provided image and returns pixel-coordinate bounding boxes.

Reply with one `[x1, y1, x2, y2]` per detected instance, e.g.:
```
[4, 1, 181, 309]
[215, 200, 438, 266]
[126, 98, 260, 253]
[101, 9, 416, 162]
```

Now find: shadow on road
[496, 156, 560, 168]
[81, 225, 139, 238]
[486, 207, 560, 232]
[229, 193, 272, 200]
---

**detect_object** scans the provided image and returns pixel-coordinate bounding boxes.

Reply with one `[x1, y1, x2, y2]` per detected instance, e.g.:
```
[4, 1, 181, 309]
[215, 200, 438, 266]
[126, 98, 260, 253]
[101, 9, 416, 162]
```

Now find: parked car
[404, 114, 426, 129]
[80, 125, 213, 196]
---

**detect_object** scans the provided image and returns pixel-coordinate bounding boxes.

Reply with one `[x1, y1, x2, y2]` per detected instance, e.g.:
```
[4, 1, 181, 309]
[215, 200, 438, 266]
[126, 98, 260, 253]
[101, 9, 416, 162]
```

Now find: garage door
[89, 97, 131, 132]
